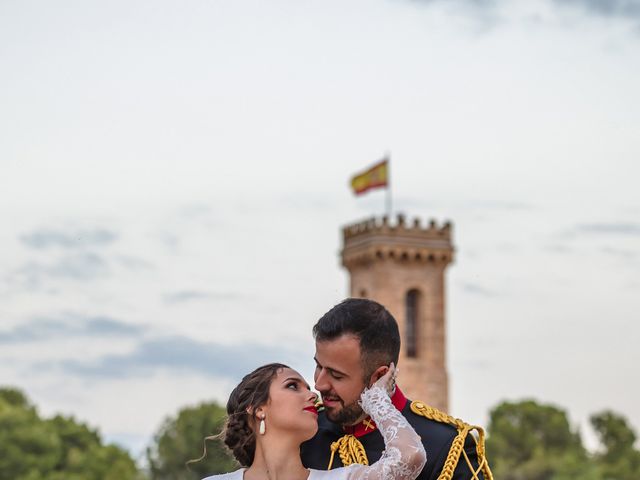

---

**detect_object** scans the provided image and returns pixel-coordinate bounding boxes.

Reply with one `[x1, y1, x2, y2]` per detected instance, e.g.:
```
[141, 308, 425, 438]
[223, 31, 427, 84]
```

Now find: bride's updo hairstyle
[223, 363, 289, 466]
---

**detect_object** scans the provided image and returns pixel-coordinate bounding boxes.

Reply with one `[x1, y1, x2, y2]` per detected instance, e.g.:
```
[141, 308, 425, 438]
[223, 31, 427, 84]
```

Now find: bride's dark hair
[223, 363, 289, 466]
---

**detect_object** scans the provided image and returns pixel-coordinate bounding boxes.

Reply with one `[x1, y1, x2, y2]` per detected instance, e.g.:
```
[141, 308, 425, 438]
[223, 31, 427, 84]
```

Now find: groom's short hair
[313, 298, 400, 380]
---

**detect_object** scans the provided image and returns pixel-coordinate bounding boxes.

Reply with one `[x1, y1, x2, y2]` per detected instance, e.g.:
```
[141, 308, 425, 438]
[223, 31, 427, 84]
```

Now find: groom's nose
[314, 367, 330, 393]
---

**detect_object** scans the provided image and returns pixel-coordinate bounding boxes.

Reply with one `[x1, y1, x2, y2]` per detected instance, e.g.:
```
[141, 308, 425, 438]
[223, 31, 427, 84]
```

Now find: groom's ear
[367, 365, 389, 387]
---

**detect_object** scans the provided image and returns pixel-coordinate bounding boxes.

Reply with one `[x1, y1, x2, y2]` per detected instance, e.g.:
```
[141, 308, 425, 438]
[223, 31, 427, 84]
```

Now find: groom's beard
[325, 398, 365, 426]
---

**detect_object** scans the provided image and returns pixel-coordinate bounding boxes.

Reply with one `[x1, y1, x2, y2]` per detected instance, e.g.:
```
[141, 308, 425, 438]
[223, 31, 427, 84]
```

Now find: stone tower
[341, 213, 454, 412]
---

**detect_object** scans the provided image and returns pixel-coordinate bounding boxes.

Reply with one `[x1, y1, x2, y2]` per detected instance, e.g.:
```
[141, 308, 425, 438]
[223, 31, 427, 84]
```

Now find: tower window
[405, 289, 419, 358]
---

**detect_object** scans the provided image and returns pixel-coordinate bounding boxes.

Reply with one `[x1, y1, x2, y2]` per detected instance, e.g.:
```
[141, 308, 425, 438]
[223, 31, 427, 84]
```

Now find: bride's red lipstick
[303, 406, 318, 415]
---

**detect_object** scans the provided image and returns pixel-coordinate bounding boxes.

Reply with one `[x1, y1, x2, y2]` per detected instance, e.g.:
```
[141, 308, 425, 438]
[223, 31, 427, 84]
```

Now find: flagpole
[385, 152, 392, 218]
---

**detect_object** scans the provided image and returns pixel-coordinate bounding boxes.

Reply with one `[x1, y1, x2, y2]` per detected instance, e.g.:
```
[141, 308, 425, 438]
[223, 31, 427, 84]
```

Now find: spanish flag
[350, 159, 389, 195]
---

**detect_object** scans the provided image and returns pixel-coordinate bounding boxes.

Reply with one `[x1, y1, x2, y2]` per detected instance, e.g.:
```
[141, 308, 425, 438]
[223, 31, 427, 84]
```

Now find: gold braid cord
[327, 434, 369, 470]
[410, 401, 493, 480]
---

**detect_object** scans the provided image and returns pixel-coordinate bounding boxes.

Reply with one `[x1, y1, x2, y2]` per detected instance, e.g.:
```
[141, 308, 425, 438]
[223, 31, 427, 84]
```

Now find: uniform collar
[342, 387, 408, 438]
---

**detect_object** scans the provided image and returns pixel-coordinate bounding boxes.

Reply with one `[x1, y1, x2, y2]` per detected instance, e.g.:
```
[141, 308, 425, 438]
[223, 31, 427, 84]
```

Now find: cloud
[11, 228, 150, 290]
[154, 231, 180, 252]
[15, 252, 109, 287]
[453, 358, 493, 369]
[409, 0, 640, 24]
[20, 228, 117, 250]
[473, 200, 534, 211]
[115, 255, 154, 271]
[459, 281, 500, 297]
[162, 290, 241, 304]
[543, 243, 575, 254]
[0, 314, 144, 344]
[410, 0, 497, 7]
[554, 0, 640, 20]
[56, 336, 303, 381]
[575, 222, 640, 236]
[600, 246, 638, 259]
[556, 222, 640, 241]
[275, 193, 341, 212]
[177, 204, 215, 220]
[396, 196, 535, 213]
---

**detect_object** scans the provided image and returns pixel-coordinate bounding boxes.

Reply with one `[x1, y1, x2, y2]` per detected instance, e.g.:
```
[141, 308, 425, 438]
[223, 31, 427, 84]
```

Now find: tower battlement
[343, 213, 452, 240]
[342, 213, 454, 268]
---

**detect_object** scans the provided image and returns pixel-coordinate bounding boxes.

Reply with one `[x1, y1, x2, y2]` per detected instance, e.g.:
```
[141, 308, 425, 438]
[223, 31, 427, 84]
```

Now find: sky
[1, 0, 639, 461]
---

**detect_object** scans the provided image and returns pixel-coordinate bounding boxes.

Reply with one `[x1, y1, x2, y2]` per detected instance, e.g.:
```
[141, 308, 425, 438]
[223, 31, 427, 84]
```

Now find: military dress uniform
[301, 388, 492, 480]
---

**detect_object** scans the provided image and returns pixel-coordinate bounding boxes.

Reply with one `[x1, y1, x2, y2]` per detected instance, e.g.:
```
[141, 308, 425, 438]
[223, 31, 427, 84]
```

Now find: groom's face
[314, 334, 367, 426]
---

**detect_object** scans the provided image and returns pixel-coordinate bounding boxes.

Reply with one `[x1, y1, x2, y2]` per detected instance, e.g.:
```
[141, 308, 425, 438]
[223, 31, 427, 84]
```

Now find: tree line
[1, 387, 639, 480]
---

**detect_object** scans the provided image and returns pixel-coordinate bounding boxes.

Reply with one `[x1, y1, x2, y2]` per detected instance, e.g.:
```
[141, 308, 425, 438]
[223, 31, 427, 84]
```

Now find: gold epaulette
[327, 434, 368, 470]
[410, 401, 493, 480]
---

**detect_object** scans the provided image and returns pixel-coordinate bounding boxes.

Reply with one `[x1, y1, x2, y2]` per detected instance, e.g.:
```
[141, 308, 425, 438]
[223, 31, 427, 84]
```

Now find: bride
[202, 362, 426, 480]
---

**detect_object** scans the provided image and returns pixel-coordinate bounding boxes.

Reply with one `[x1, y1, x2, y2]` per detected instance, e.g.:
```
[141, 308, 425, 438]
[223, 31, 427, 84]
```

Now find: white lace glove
[347, 364, 427, 480]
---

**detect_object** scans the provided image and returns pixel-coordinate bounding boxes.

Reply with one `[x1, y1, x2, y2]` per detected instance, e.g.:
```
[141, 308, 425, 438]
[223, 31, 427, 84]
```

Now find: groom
[301, 298, 492, 480]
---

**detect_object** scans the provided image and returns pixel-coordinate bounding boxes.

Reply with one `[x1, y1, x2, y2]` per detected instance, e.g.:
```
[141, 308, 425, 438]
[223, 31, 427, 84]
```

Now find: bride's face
[259, 368, 319, 440]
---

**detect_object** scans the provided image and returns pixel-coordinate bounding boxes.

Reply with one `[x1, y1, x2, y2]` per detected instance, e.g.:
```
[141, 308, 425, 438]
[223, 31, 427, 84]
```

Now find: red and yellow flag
[350, 159, 389, 195]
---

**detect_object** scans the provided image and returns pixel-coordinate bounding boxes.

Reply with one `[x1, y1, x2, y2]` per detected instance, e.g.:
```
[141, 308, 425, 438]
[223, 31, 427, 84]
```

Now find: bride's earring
[259, 415, 266, 435]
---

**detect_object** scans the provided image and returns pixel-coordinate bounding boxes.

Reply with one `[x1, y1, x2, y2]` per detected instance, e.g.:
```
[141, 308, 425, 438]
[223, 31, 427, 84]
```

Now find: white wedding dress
[203, 385, 427, 480]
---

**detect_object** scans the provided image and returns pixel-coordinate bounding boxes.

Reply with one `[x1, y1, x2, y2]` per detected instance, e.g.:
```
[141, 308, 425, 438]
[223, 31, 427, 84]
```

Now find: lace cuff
[345, 385, 426, 480]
